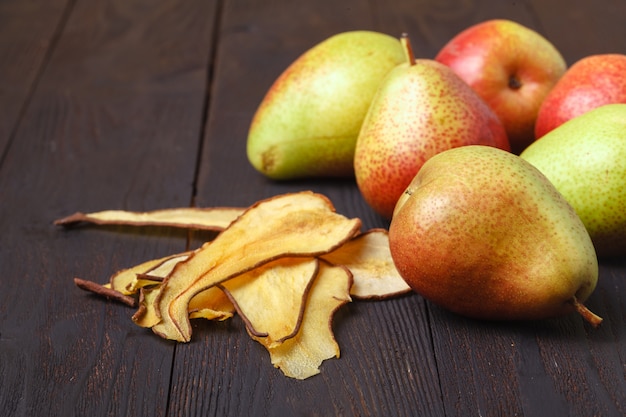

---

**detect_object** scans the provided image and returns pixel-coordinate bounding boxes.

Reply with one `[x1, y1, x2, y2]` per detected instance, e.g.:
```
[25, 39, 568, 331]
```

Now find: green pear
[389, 145, 602, 326]
[521, 103, 626, 258]
[246, 31, 405, 180]
[354, 36, 509, 219]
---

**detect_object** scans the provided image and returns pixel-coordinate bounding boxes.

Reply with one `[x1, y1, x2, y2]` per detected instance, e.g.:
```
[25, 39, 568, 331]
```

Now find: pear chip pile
[56, 191, 410, 380]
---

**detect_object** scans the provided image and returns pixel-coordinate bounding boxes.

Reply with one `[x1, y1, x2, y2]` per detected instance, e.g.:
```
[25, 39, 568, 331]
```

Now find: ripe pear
[521, 104, 626, 258]
[389, 145, 602, 326]
[535, 54, 626, 138]
[434, 19, 566, 153]
[354, 36, 509, 219]
[246, 31, 406, 180]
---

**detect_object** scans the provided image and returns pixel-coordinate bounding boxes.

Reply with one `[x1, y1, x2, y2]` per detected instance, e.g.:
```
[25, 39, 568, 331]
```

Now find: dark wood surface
[1, 1, 625, 416]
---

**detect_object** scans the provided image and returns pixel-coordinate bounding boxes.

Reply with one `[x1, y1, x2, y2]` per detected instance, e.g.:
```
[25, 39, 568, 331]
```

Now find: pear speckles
[389, 145, 600, 325]
[521, 103, 626, 258]
[247, 31, 406, 180]
[354, 55, 509, 219]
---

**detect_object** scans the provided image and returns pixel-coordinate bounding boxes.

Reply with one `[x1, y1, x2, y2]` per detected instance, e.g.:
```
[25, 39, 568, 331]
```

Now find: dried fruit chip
[139, 253, 192, 279]
[255, 260, 353, 380]
[109, 252, 191, 295]
[133, 285, 234, 328]
[60, 191, 415, 379]
[188, 286, 235, 321]
[321, 229, 411, 299]
[220, 257, 318, 347]
[54, 207, 244, 231]
[132, 287, 161, 327]
[152, 192, 361, 342]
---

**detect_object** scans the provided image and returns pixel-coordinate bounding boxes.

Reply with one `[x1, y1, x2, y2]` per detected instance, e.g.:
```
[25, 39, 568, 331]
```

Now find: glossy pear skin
[535, 54, 626, 138]
[521, 104, 626, 258]
[247, 31, 405, 180]
[354, 59, 509, 219]
[389, 146, 598, 322]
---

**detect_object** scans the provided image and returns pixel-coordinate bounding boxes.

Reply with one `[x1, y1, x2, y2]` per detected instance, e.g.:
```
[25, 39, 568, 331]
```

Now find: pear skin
[354, 38, 509, 219]
[535, 54, 626, 138]
[246, 31, 405, 180]
[389, 145, 601, 326]
[521, 103, 626, 258]
[435, 19, 567, 153]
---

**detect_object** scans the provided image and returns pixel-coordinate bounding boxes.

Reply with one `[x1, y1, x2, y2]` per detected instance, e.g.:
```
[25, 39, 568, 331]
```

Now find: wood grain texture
[528, 0, 626, 64]
[0, 0, 68, 154]
[1, 0, 625, 416]
[0, 1, 219, 416]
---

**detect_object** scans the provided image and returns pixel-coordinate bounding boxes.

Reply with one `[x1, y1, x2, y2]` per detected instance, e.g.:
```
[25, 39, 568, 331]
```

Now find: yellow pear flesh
[389, 145, 601, 326]
[521, 103, 626, 258]
[247, 31, 405, 179]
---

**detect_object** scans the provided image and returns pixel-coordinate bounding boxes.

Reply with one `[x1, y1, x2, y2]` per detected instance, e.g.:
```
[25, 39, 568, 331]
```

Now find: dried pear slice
[258, 260, 353, 380]
[133, 285, 235, 327]
[54, 207, 244, 231]
[130, 252, 192, 292]
[188, 286, 235, 321]
[152, 191, 361, 342]
[140, 253, 192, 278]
[110, 252, 191, 295]
[132, 287, 161, 327]
[321, 229, 411, 299]
[219, 257, 318, 347]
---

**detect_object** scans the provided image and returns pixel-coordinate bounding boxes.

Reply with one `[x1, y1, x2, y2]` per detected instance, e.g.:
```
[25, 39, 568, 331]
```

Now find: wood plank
[0, 1, 219, 416]
[529, 0, 626, 63]
[0, 0, 68, 153]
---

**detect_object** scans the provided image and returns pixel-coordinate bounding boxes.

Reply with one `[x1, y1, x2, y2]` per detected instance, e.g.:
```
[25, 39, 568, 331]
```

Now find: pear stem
[400, 33, 416, 66]
[569, 296, 603, 328]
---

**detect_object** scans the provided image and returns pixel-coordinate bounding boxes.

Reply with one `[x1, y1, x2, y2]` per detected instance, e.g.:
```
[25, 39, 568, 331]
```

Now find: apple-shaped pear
[535, 54, 626, 138]
[521, 103, 626, 258]
[246, 31, 405, 180]
[389, 145, 601, 326]
[354, 35, 509, 219]
[435, 19, 566, 153]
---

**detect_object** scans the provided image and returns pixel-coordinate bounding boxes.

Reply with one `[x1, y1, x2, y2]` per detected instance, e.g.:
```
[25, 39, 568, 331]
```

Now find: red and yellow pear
[535, 53, 626, 138]
[354, 35, 509, 219]
[389, 145, 601, 326]
[435, 19, 566, 153]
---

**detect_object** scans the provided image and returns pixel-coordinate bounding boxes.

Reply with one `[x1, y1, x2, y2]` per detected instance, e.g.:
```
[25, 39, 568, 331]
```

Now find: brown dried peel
[74, 277, 136, 307]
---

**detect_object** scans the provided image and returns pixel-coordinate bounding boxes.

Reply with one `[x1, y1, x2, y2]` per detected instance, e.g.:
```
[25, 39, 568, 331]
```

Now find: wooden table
[1, 1, 625, 416]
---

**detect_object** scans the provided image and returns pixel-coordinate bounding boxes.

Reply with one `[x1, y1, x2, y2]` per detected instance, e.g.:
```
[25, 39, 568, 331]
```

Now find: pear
[388, 145, 602, 326]
[246, 31, 405, 180]
[534, 54, 626, 138]
[354, 35, 509, 219]
[521, 104, 626, 258]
